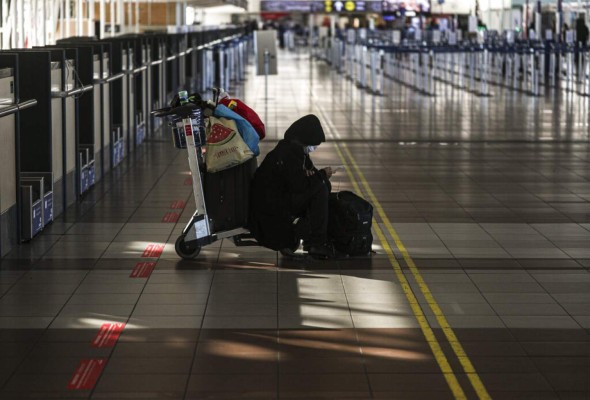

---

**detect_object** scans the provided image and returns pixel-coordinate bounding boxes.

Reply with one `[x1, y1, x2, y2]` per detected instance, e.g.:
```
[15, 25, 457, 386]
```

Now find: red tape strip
[130, 262, 156, 278]
[67, 359, 106, 390]
[91, 323, 126, 348]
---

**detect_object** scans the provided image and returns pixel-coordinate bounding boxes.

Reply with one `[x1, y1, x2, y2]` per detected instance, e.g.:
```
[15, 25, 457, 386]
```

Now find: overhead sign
[261, 1, 316, 12]
[260, 0, 382, 13]
[325, 1, 366, 12]
[321, 0, 382, 12]
[382, 0, 430, 13]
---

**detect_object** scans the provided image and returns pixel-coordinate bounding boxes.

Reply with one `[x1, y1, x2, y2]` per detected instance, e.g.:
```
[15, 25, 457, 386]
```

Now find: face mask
[305, 145, 318, 154]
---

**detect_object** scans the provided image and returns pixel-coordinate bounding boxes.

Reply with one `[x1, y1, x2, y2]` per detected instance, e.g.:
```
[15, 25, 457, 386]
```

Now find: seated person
[248, 114, 335, 258]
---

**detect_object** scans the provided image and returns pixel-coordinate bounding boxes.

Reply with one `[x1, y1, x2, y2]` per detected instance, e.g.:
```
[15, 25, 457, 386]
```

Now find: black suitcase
[204, 157, 258, 233]
[328, 191, 373, 256]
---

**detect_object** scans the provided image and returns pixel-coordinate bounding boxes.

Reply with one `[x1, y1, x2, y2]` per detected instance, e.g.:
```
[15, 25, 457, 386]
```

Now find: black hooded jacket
[248, 115, 328, 251]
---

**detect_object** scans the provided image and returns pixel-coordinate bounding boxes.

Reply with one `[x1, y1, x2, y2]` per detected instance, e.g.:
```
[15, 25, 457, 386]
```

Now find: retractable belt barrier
[322, 37, 590, 98]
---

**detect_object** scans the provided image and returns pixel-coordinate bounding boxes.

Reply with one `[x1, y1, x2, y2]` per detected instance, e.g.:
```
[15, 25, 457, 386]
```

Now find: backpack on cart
[219, 97, 266, 140]
[327, 191, 373, 256]
[214, 88, 266, 141]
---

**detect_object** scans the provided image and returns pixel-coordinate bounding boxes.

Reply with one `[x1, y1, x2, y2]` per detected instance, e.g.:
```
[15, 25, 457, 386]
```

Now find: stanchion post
[550, 49, 556, 87]
[359, 45, 366, 88]
[369, 47, 376, 92]
[538, 49, 545, 90]
[458, 52, 464, 88]
[513, 53, 520, 90]
[524, 51, 529, 93]
[378, 49, 384, 95]
[429, 50, 434, 95]
[415, 52, 421, 91]
[532, 49, 539, 96]
[567, 50, 574, 92]
[482, 49, 489, 96]
[264, 49, 269, 101]
[577, 46, 584, 93]
[469, 50, 475, 93]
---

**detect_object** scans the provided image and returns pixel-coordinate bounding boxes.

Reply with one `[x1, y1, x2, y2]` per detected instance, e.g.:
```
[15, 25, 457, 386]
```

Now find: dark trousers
[290, 181, 329, 246]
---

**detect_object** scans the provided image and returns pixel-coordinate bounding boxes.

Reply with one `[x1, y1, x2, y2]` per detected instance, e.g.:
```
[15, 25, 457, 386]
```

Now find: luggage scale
[151, 101, 256, 260]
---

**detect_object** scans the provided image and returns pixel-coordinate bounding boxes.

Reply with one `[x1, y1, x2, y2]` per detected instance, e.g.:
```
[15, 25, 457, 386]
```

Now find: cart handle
[151, 102, 214, 119]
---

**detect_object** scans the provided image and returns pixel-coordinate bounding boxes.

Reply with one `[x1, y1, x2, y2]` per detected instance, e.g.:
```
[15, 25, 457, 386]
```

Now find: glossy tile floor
[1, 50, 590, 399]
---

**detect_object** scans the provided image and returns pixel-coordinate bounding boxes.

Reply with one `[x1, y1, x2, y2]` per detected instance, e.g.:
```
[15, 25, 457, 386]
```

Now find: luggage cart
[151, 100, 257, 260]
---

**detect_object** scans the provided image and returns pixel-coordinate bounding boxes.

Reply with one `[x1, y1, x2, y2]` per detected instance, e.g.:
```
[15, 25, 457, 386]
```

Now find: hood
[284, 114, 325, 146]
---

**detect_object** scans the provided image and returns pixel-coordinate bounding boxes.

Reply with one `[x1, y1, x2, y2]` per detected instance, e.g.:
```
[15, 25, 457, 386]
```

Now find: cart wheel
[175, 235, 201, 260]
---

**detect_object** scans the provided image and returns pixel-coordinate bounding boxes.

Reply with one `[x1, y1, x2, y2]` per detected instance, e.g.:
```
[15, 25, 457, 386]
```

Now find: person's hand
[305, 169, 316, 177]
[322, 167, 333, 179]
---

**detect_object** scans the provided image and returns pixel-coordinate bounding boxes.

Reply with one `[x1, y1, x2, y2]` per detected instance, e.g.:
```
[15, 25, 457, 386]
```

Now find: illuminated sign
[260, 0, 381, 13]
[320, 0, 376, 12]
[260, 1, 316, 12]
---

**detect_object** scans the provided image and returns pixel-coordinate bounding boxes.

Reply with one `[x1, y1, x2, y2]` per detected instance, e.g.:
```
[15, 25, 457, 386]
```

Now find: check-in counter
[44, 47, 84, 206]
[148, 34, 166, 132]
[143, 38, 153, 136]
[1, 25, 252, 251]
[187, 32, 202, 93]
[100, 46, 113, 171]
[59, 46, 96, 195]
[61, 56, 78, 201]
[0, 65, 20, 253]
[165, 35, 180, 102]
[177, 34, 188, 93]
[54, 44, 101, 194]
[138, 38, 149, 144]
[8, 48, 92, 236]
[122, 35, 149, 147]
[0, 54, 38, 247]
[56, 39, 113, 181]
[96, 39, 127, 168]
[0, 67, 17, 255]
[8, 50, 64, 237]
[117, 40, 137, 154]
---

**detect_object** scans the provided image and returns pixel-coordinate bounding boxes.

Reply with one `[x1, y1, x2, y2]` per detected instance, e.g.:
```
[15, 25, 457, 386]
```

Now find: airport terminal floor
[2, 49, 590, 399]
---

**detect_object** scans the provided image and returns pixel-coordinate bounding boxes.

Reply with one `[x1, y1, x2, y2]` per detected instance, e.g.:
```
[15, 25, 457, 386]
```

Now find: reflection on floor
[1, 50, 589, 399]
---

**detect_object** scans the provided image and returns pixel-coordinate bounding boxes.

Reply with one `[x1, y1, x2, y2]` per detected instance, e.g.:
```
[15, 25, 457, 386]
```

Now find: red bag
[219, 98, 266, 140]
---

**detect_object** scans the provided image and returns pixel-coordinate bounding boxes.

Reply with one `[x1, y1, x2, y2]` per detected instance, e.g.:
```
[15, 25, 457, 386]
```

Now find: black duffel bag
[328, 191, 373, 256]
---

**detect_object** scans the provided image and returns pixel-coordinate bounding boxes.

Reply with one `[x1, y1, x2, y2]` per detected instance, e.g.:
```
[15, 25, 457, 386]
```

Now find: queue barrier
[322, 37, 590, 98]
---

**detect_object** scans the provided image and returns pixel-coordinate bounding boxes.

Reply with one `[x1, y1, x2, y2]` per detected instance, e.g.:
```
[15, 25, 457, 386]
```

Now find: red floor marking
[184, 177, 192, 186]
[91, 323, 126, 348]
[170, 200, 186, 209]
[130, 261, 156, 278]
[142, 243, 165, 258]
[67, 359, 106, 390]
[162, 212, 180, 223]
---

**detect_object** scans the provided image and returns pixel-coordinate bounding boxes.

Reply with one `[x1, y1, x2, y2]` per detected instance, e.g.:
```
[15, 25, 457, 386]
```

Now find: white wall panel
[430, 0, 476, 15]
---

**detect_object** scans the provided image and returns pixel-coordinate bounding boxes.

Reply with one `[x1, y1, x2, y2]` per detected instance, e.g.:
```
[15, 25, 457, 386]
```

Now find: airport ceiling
[150, 0, 247, 7]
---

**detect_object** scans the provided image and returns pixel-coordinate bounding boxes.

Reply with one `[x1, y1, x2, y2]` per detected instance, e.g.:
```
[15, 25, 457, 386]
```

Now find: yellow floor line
[333, 145, 468, 400]
[339, 143, 492, 400]
[310, 88, 490, 398]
